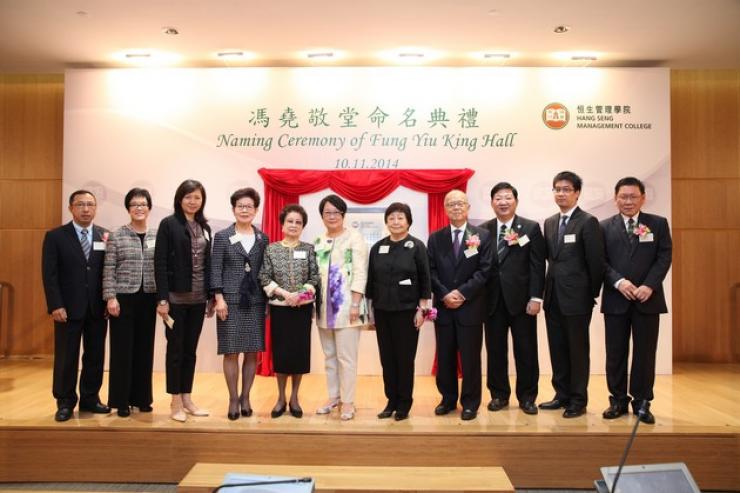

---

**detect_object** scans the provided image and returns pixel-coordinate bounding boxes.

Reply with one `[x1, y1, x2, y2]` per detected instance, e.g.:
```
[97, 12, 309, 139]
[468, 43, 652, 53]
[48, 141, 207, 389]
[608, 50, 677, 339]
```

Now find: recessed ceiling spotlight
[571, 55, 597, 61]
[483, 53, 511, 59]
[398, 52, 425, 58]
[125, 53, 152, 59]
[217, 51, 245, 58]
[553, 25, 570, 34]
[162, 27, 179, 35]
[307, 52, 334, 59]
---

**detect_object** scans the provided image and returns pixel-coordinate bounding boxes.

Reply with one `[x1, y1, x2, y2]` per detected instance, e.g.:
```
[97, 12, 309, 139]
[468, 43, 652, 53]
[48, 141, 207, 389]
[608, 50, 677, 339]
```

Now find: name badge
[293, 250, 307, 259]
[146, 239, 156, 249]
[229, 234, 241, 245]
[399, 279, 412, 285]
[464, 248, 478, 258]
[379, 245, 390, 254]
[518, 234, 530, 246]
[203, 230, 210, 242]
[564, 234, 576, 244]
[639, 233, 654, 243]
[93, 241, 106, 251]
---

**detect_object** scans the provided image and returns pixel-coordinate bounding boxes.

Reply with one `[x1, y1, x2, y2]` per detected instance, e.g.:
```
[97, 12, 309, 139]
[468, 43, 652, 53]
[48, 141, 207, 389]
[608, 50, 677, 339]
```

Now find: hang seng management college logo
[542, 102, 569, 129]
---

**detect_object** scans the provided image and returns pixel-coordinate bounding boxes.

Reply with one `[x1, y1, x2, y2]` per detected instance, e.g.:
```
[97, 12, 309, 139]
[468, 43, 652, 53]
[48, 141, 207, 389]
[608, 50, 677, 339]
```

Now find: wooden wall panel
[671, 69, 740, 362]
[0, 74, 63, 357]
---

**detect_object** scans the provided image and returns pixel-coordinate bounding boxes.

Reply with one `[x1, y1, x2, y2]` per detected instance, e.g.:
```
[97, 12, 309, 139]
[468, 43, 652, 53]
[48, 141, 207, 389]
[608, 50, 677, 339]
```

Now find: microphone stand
[609, 402, 647, 493]
[213, 477, 313, 493]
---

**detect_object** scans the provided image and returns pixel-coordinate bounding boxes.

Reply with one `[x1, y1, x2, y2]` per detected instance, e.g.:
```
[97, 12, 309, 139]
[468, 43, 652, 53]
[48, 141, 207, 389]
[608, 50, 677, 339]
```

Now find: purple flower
[327, 264, 344, 328]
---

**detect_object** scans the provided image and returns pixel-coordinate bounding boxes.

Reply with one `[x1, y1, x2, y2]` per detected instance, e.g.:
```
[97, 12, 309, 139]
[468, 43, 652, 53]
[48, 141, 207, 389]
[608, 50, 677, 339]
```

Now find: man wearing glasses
[42, 190, 111, 421]
[540, 172, 604, 418]
[427, 190, 493, 420]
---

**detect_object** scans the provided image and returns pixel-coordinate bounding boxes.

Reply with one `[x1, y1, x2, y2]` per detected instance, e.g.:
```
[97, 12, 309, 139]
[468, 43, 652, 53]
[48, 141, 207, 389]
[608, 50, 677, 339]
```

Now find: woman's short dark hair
[230, 187, 261, 208]
[319, 194, 347, 215]
[173, 179, 207, 227]
[124, 187, 152, 209]
[384, 202, 413, 226]
[280, 204, 308, 227]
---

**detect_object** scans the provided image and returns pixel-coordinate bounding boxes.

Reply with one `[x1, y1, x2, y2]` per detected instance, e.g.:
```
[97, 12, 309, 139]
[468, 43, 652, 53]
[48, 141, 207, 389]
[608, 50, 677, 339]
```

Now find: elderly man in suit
[481, 182, 545, 415]
[42, 190, 110, 422]
[427, 189, 493, 420]
[600, 177, 672, 424]
[540, 171, 605, 418]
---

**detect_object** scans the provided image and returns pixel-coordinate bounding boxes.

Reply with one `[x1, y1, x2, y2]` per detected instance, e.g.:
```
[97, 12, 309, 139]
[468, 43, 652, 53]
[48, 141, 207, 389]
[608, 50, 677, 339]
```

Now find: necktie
[557, 215, 568, 245]
[627, 218, 637, 245]
[497, 224, 507, 259]
[80, 228, 91, 260]
[452, 229, 462, 257]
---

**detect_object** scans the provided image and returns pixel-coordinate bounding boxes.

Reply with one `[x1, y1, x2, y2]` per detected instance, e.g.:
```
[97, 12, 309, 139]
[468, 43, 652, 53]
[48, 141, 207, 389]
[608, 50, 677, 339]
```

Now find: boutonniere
[465, 234, 481, 249]
[404, 240, 414, 249]
[503, 228, 519, 246]
[633, 223, 651, 238]
[102, 232, 109, 242]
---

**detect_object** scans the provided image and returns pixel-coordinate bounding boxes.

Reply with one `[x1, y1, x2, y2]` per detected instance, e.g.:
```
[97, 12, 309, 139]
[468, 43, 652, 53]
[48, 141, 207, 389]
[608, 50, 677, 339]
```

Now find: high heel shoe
[228, 402, 240, 421]
[271, 403, 287, 419]
[316, 399, 340, 415]
[340, 404, 356, 421]
[117, 406, 131, 417]
[239, 395, 252, 417]
[183, 404, 209, 417]
[289, 404, 303, 418]
[170, 407, 187, 422]
[241, 407, 253, 417]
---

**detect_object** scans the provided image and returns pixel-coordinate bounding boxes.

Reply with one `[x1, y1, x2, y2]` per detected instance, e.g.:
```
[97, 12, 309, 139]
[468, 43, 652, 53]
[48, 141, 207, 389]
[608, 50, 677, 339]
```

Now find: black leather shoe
[394, 411, 409, 421]
[602, 403, 629, 420]
[271, 403, 286, 418]
[487, 398, 509, 411]
[539, 398, 567, 410]
[461, 409, 477, 421]
[138, 405, 153, 413]
[117, 407, 131, 417]
[434, 403, 456, 415]
[633, 401, 655, 424]
[563, 406, 586, 418]
[638, 408, 655, 424]
[377, 407, 394, 419]
[80, 402, 111, 414]
[227, 411, 240, 421]
[519, 401, 538, 415]
[55, 407, 73, 422]
[289, 405, 303, 418]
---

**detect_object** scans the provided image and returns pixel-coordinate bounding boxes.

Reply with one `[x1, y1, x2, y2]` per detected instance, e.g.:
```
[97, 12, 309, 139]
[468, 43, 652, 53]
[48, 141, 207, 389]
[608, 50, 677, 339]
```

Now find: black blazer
[428, 224, 493, 325]
[154, 213, 212, 301]
[481, 215, 546, 316]
[41, 222, 108, 320]
[543, 207, 605, 316]
[600, 212, 672, 315]
[210, 224, 268, 301]
[366, 234, 432, 312]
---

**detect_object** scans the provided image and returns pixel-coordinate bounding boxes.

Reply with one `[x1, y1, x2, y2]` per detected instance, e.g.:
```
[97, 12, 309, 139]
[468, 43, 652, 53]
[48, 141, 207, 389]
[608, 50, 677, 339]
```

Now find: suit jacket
[42, 222, 108, 320]
[544, 207, 605, 316]
[481, 215, 546, 316]
[210, 224, 269, 303]
[102, 224, 157, 299]
[428, 224, 493, 325]
[600, 212, 672, 315]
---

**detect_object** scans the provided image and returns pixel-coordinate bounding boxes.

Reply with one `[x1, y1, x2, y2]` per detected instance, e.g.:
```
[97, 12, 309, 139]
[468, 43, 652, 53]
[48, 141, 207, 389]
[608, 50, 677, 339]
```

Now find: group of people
[41, 170, 671, 426]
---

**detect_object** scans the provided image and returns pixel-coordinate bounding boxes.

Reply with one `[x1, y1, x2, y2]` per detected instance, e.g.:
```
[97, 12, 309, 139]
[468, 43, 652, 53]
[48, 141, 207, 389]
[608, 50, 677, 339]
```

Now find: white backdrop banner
[63, 67, 671, 375]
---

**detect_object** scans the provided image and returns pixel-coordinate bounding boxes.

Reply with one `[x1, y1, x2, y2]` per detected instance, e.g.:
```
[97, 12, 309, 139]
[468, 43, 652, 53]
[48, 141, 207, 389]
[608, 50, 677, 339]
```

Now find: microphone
[609, 401, 648, 493]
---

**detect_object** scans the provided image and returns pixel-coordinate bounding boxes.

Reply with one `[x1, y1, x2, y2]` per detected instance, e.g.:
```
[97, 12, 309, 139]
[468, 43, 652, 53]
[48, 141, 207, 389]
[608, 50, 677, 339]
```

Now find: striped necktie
[80, 228, 91, 260]
[497, 224, 507, 259]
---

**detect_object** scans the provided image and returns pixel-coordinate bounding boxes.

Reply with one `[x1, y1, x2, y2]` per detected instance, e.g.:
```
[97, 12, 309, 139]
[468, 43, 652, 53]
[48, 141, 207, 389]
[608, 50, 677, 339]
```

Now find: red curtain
[255, 168, 474, 376]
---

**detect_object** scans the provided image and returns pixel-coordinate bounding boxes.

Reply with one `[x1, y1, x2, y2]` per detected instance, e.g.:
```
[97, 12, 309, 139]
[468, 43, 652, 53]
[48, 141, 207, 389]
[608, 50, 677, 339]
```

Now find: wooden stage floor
[0, 360, 738, 490]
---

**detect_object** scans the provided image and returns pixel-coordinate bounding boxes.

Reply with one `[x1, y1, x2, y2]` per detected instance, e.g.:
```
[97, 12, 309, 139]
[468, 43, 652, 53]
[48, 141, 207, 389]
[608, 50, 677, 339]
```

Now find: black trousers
[374, 309, 419, 414]
[108, 291, 157, 409]
[485, 303, 539, 403]
[544, 297, 592, 408]
[165, 302, 206, 394]
[53, 307, 107, 409]
[605, 307, 660, 405]
[434, 319, 483, 411]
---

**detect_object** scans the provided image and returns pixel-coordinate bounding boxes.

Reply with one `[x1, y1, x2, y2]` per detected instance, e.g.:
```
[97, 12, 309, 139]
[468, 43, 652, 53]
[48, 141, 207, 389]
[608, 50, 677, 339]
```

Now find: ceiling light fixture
[483, 53, 511, 59]
[571, 55, 597, 61]
[162, 27, 179, 35]
[398, 52, 425, 58]
[125, 53, 152, 59]
[307, 52, 334, 59]
[553, 25, 570, 34]
[217, 51, 245, 58]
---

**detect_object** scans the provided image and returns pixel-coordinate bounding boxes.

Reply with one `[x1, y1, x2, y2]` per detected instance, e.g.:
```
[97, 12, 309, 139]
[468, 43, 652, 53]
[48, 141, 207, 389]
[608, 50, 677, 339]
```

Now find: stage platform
[0, 360, 737, 490]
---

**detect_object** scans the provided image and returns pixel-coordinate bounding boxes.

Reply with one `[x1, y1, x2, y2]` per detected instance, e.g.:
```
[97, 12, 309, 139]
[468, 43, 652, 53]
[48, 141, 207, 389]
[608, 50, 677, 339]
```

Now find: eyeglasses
[128, 203, 149, 210]
[445, 201, 468, 209]
[552, 187, 575, 194]
[72, 202, 96, 208]
[616, 194, 642, 202]
[235, 204, 256, 211]
[322, 211, 343, 217]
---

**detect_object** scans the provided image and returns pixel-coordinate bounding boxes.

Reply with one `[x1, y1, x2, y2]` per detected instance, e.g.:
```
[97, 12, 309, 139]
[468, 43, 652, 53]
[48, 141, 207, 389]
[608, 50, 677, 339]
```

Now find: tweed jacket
[210, 224, 269, 300]
[102, 224, 157, 299]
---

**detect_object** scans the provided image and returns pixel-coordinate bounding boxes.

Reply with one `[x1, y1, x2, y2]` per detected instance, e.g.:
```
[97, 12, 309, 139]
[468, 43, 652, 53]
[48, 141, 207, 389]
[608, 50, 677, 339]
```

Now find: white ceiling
[1, 0, 739, 72]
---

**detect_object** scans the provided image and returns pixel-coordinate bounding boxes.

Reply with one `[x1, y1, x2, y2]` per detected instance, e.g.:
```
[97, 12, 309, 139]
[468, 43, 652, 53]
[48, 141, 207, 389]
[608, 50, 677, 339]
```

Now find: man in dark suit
[42, 190, 110, 422]
[481, 182, 545, 415]
[540, 171, 605, 418]
[601, 177, 672, 424]
[428, 190, 493, 420]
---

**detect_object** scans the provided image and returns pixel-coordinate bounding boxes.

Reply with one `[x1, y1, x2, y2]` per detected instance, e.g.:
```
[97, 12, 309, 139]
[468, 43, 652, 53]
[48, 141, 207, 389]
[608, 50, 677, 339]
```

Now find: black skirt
[270, 304, 313, 374]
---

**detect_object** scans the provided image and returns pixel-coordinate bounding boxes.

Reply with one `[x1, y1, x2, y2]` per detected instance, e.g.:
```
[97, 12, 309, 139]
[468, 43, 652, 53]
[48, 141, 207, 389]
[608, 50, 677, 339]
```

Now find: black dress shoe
[637, 408, 655, 424]
[55, 407, 73, 422]
[519, 401, 538, 415]
[138, 405, 153, 413]
[289, 405, 303, 418]
[394, 411, 409, 421]
[434, 403, 456, 415]
[633, 402, 655, 424]
[539, 398, 567, 410]
[80, 402, 111, 414]
[227, 411, 240, 421]
[117, 407, 131, 417]
[487, 398, 509, 412]
[377, 408, 394, 419]
[461, 409, 477, 421]
[271, 404, 286, 418]
[602, 403, 629, 420]
[563, 406, 586, 418]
